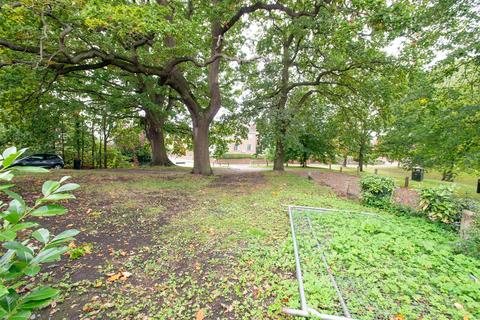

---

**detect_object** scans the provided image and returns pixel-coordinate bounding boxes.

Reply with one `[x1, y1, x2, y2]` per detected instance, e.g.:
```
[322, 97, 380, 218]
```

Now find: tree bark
[91, 121, 95, 169]
[98, 136, 102, 168]
[273, 137, 286, 171]
[272, 34, 294, 172]
[192, 117, 212, 175]
[102, 114, 107, 169]
[144, 108, 174, 166]
[358, 145, 364, 172]
[442, 169, 455, 182]
[343, 155, 348, 167]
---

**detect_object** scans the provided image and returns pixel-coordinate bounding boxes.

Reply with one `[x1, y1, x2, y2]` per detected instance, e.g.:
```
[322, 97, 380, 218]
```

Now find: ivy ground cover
[290, 209, 480, 319]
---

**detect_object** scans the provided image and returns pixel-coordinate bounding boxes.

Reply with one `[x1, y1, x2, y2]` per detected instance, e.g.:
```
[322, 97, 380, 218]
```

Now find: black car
[12, 154, 64, 169]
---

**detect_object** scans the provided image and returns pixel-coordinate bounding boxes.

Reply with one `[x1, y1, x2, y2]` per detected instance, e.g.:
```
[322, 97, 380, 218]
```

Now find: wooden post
[329, 163, 332, 170]
[404, 177, 409, 188]
[356, 166, 360, 175]
[339, 166, 343, 173]
[477, 179, 480, 193]
[374, 168, 378, 175]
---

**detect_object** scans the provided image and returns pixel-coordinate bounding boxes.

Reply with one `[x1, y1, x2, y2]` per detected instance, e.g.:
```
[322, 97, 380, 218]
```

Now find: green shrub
[69, 242, 93, 260]
[0, 147, 79, 319]
[360, 175, 396, 209]
[419, 185, 461, 224]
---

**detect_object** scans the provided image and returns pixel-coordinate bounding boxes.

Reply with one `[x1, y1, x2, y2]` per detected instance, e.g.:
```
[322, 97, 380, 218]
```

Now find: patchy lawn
[11, 169, 480, 319]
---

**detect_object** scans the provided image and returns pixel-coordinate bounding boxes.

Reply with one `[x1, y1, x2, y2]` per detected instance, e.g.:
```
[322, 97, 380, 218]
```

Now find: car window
[29, 156, 44, 160]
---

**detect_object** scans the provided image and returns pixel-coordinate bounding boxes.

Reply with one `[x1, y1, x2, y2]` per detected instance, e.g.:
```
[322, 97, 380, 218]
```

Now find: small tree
[0, 147, 79, 319]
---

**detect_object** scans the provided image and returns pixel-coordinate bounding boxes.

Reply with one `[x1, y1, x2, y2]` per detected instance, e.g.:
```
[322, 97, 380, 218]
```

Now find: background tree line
[0, 0, 478, 177]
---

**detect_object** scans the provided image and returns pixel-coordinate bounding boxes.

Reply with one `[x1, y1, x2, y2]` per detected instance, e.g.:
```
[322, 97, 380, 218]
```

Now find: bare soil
[291, 169, 419, 207]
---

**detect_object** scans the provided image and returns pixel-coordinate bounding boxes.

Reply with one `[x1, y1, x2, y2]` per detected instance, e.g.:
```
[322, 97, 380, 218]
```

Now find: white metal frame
[283, 205, 379, 319]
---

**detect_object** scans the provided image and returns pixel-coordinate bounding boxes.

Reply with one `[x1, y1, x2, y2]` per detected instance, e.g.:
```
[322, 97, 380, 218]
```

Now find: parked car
[12, 154, 64, 169]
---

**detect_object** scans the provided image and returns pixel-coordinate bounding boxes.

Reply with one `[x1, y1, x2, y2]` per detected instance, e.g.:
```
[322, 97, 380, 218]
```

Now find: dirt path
[291, 169, 419, 206]
[292, 169, 361, 198]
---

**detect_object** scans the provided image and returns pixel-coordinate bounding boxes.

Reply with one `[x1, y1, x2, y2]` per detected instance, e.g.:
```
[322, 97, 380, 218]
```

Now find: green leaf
[32, 228, 50, 244]
[59, 176, 71, 183]
[31, 247, 68, 264]
[1, 147, 24, 168]
[0, 290, 18, 313]
[3, 242, 33, 262]
[10, 222, 38, 232]
[2, 147, 17, 160]
[51, 229, 80, 242]
[23, 264, 40, 277]
[0, 171, 14, 181]
[9, 310, 32, 320]
[0, 230, 16, 241]
[22, 286, 59, 303]
[3, 190, 25, 210]
[13, 166, 49, 173]
[55, 183, 80, 193]
[0, 184, 14, 191]
[45, 193, 76, 201]
[41, 180, 60, 197]
[0, 285, 8, 297]
[4, 211, 21, 224]
[30, 205, 67, 217]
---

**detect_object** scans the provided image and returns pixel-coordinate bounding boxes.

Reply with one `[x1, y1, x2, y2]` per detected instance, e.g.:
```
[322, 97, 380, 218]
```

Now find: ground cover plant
[8, 168, 480, 319]
[291, 209, 480, 320]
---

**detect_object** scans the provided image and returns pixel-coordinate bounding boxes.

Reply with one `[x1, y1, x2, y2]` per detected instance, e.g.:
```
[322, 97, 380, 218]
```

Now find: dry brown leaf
[196, 308, 205, 320]
[107, 273, 121, 282]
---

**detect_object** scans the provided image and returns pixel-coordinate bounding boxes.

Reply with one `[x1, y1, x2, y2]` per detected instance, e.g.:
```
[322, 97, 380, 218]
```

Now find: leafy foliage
[419, 185, 462, 224]
[293, 210, 480, 319]
[0, 147, 79, 319]
[360, 175, 396, 209]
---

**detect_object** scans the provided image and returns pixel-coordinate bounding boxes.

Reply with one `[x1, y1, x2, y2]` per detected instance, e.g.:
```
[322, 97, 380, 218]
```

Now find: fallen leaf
[107, 273, 121, 282]
[196, 308, 205, 320]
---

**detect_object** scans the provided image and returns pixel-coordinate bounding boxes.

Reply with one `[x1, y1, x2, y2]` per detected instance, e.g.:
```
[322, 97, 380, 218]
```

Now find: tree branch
[222, 1, 323, 34]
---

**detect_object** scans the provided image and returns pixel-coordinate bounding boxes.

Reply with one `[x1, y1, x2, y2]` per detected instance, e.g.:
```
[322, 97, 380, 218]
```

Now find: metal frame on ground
[282, 205, 379, 319]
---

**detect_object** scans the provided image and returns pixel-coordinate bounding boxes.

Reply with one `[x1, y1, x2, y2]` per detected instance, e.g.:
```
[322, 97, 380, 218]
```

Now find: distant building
[228, 124, 258, 155]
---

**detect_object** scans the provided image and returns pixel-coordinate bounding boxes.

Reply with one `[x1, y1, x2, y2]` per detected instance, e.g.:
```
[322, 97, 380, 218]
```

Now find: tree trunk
[98, 136, 102, 169]
[144, 109, 174, 166]
[91, 122, 95, 169]
[272, 35, 294, 172]
[442, 169, 455, 182]
[343, 155, 348, 167]
[74, 116, 81, 161]
[60, 118, 65, 161]
[102, 114, 107, 169]
[273, 138, 285, 171]
[192, 118, 212, 175]
[103, 137, 107, 169]
[81, 122, 85, 165]
[358, 145, 365, 172]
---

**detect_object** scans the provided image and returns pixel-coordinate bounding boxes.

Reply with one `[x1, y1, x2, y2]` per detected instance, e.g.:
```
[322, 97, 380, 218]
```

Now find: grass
[13, 169, 480, 319]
